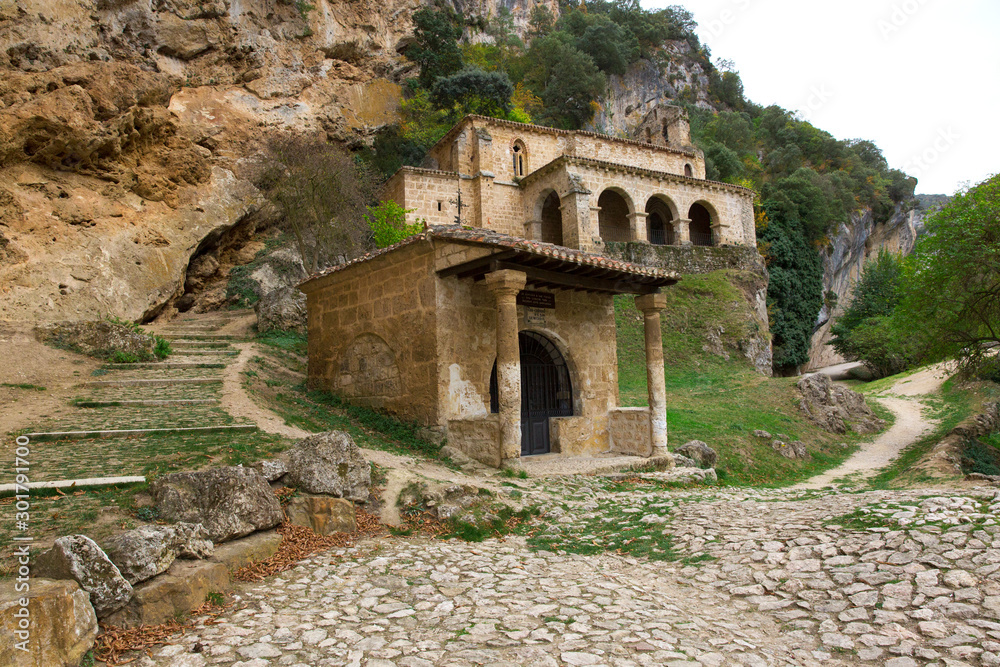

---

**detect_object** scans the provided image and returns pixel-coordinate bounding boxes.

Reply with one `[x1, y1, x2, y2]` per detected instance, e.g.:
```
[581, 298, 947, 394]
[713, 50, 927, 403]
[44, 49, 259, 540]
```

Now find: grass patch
[1, 383, 46, 391]
[257, 329, 308, 356]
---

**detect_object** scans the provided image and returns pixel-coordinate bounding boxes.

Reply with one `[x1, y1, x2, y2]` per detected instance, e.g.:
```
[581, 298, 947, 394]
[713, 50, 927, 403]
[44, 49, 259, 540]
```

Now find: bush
[364, 201, 425, 248]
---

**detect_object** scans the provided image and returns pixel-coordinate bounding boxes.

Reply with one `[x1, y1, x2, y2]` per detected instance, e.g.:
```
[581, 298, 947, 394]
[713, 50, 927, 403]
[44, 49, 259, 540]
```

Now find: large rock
[103, 560, 229, 628]
[33, 535, 132, 618]
[769, 439, 809, 460]
[797, 374, 886, 434]
[149, 467, 283, 543]
[103, 522, 213, 585]
[286, 495, 357, 535]
[0, 579, 97, 667]
[255, 285, 307, 333]
[35, 319, 156, 360]
[282, 431, 371, 501]
[674, 440, 718, 469]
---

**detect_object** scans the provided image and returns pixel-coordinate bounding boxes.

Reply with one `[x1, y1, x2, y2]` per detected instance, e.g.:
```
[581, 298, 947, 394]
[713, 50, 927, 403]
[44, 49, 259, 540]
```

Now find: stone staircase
[7, 311, 259, 491]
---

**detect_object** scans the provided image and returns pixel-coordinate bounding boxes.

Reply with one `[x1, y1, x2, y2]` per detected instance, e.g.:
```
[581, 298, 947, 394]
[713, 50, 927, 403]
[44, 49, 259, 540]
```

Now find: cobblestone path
[134, 481, 1000, 667]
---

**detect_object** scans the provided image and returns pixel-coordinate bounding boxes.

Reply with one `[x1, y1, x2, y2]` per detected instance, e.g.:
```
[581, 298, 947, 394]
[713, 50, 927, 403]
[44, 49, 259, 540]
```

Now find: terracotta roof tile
[300, 226, 680, 285]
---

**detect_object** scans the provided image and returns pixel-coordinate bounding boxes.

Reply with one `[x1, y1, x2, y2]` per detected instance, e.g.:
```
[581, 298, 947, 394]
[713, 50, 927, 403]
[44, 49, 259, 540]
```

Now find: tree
[407, 7, 464, 88]
[525, 35, 606, 130]
[255, 135, 378, 274]
[830, 250, 914, 377]
[430, 68, 513, 119]
[899, 173, 1000, 379]
[757, 206, 824, 373]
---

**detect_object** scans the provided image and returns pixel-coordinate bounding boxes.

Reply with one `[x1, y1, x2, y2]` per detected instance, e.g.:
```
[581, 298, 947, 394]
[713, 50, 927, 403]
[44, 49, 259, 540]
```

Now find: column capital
[484, 269, 527, 297]
[626, 211, 649, 219]
[635, 293, 667, 313]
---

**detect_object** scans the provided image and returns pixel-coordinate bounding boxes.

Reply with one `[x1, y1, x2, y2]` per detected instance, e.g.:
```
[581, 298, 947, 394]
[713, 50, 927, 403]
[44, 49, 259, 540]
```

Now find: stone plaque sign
[516, 291, 555, 309]
[525, 307, 547, 326]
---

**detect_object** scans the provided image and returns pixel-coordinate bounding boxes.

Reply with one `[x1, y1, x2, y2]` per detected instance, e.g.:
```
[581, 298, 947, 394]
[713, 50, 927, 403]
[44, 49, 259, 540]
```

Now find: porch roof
[301, 226, 679, 296]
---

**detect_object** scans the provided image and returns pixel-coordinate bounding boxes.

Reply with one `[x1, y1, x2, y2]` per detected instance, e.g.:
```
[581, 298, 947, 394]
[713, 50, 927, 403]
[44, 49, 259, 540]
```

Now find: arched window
[684, 163, 693, 178]
[689, 202, 714, 246]
[512, 141, 526, 177]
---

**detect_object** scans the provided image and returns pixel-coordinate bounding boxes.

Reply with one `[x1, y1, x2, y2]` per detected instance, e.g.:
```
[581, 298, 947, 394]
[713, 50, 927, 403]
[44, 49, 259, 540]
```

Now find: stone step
[0, 476, 146, 494]
[159, 333, 243, 341]
[73, 399, 220, 407]
[103, 362, 227, 370]
[81, 377, 223, 388]
[167, 341, 234, 349]
[169, 350, 238, 356]
[23, 424, 258, 442]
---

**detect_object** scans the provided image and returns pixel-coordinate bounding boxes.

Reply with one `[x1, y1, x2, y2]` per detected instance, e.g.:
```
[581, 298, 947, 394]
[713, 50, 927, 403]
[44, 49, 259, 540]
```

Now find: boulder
[149, 466, 284, 543]
[752, 429, 772, 439]
[282, 431, 371, 502]
[211, 530, 283, 572]
[33, 535, 132, 617]
[35, 319, 156, 360]
[286, 495, 357, 535]
[250, 458, 288, 483]
[672, 453, 698, 468]
[255, 285, 307, 333]
[797, 374, 886, 434]
[0, 579, 97, 667]
[103, 522, 213, 585]
[770, 439, 809, 460]
[103, 560, 229, 628]
[674, 440, 718, 469]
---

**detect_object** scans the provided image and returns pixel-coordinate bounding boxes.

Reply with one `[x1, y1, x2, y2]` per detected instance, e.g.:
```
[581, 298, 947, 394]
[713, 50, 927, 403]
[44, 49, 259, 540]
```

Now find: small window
[437, 201, 442, 212]
[512, 142, 525, 177]
[684, 163, 693, 178]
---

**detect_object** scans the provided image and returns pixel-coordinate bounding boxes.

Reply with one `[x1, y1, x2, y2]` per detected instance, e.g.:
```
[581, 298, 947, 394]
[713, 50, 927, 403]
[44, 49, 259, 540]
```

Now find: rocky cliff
[0, 0, 561, 322]
[805, 205, 925, 370]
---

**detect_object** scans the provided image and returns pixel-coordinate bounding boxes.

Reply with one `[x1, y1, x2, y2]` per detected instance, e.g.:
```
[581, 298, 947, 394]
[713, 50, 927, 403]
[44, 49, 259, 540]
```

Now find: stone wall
[608, 407, 652, 456]
[603, 243, 767, 275]
[302, 240, 439, 424]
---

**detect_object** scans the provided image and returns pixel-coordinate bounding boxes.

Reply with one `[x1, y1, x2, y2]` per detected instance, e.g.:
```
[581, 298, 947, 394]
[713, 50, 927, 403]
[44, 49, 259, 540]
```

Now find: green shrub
[153, 336, 172, 359]
[365, 201, 425, 248]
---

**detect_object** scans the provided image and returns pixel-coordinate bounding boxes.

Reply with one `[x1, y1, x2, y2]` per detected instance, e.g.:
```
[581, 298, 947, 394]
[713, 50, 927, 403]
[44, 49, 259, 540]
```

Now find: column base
[500, 457, 523, 471]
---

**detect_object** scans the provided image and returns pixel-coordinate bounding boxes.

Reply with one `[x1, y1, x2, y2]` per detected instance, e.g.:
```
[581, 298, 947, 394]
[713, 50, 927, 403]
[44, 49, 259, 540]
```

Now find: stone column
[634, 293, 671, 460]
[672, 218, 692, 246]
[627, 211, 649, 243]
[523, 220, 542, 240]
[485, 270, 527, 468]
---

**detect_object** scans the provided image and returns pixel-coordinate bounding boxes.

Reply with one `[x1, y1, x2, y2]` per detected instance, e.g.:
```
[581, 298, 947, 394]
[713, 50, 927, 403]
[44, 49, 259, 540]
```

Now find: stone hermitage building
[300, 109, 757, 468]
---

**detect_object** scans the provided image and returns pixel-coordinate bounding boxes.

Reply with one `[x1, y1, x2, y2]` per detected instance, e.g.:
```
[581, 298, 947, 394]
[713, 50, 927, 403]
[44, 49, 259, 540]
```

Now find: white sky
[639, 0, 1000, 195]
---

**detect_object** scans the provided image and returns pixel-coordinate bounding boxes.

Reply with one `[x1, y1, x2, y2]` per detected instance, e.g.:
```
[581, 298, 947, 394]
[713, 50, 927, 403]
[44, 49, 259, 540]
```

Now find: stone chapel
[299, 108, 756, 468]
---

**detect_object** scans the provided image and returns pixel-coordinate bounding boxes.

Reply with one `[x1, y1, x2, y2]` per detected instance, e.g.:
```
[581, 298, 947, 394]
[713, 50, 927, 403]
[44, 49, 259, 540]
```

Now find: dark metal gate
[490, 331, 573, 456]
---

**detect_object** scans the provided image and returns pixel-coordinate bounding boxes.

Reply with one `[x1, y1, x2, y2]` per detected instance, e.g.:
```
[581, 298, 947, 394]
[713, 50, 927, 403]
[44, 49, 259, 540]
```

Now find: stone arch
[335, 333, 401, 402]
[537, 190, 563, 245]
[688, 201, 718, 246]
[511, 139, 527, 178]
[597, 188, 633, 243]
[645, 195, 677, 246]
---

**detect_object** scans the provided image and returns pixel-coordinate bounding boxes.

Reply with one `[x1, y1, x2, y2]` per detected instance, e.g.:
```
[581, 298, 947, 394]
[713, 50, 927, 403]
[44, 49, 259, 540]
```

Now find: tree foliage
[525, 34, 606, 129]
[898, 173, 1000, 378]
[408, 7, 464, 88]
[430, 67, 514, 119]
[830, 251, 915, 378]
[364, 201, 424, 248]
[756, 208, 823, 372]
[256, 135, 378, 273]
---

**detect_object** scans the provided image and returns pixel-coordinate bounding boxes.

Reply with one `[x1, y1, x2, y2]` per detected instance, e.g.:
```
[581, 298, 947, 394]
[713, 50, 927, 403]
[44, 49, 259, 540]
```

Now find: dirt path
[222, 343, 311, 439]
[794, 364, 951, 489]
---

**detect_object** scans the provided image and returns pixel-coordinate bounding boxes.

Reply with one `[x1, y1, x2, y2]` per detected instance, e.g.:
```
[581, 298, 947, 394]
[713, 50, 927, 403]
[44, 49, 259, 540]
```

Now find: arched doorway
[490, 331, 573, 456]
[689, 202, 714, 246]
[540, 191, 563, 245]
[598, 190, 631, 243]
[645, 197, 676, 246]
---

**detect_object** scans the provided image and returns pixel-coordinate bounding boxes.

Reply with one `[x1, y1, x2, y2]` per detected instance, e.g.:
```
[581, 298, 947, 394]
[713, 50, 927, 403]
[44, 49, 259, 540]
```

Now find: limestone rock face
[286, 495, 357, 535]
[797, 374, 885, 435]
[149, 467, 283, 543]
[0, 578, 97, 667]
[674, 440, 718, 469]
[103, 522, 214, 585]
[33, 535, 132, 617]
[255, 285, 307, 333]
[103, 559, 229, 628]
[283, 431, 371, 502]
